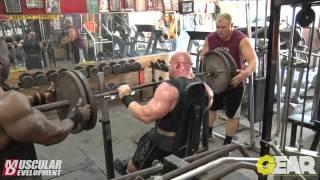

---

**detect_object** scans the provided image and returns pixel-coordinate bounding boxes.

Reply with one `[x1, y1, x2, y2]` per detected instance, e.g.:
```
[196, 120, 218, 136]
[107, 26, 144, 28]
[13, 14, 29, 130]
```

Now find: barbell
[34, 50, 237, 133]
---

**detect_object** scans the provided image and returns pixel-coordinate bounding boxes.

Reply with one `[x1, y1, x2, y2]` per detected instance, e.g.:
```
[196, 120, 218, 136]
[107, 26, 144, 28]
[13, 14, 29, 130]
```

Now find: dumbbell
[74, 66, 88, 77]
[32, 71, 49, 86]
[128, 59, 142, 72]
[98, 63, 112, 76]
[86, 65, 99, 78]
[157, 59, 169, 72]
[118, 60, 132, 73]
[19, 72, 35, 88]
[46, 70, 58, 83]
[150, 62, 160, 69]
[109, 62, 122, 74]
[57, 68, 68, 74]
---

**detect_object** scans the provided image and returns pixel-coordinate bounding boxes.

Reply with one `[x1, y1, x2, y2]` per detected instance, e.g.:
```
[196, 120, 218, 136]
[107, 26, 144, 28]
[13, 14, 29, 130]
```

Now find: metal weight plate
[71, 70, 98, 131]
[19, 73, 35, 88]
[122, 62, 132, 73]
[112, 64, 122, 74]
[46, 70, 58, 82]
[216, 50, 238, 76]
[74, 66, 88, 77]
[55, 71, 88, 133]
[203, 50, 232, 94]
[33, 72, 49, 86]
[86, 65, 99, 78]
[57, 68, 68, 73]
[131, 62, 142, 71]
[101, 65, 112, 76]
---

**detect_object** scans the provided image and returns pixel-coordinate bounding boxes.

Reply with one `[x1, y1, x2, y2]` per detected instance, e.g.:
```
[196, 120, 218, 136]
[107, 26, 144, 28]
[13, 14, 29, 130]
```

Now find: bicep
[240, 38, 257, 63]
[0, 93, 49, 143]
[201, 39, 209, 55]
[130, 83, 178, 122]
[3, 109, 49, 143]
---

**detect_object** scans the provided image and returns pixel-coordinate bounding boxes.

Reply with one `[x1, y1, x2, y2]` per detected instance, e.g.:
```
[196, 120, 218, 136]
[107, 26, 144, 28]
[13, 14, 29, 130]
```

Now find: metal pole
[298, 20, 316, 150]
[204, 162, 257, 180]
[260, 0, 280, 158]
[98, 72, 115, 179]
[172, 157, 258, 180]
[280, 6, 297, 150]
[246, 0, 255, 149]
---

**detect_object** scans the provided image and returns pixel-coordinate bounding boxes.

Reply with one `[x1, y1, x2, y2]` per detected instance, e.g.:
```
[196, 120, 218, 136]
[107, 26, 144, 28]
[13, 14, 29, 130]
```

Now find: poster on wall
[26, 0, 44, 9]
[179, 1, 194, 14]
[4, 0, 22, 14]
[135, 0, 145, 11]
[124, 0, 134, 11]
[146, 0, 155, 11]
[109, 0, 121, 11]
[163, 0, 172, 11]
[171, 0, 179, 11]
[87, 0, 99, 13]
[99, 0, 109, 12]
[46, 0, 61, 13]
[155, 0, 163, 11]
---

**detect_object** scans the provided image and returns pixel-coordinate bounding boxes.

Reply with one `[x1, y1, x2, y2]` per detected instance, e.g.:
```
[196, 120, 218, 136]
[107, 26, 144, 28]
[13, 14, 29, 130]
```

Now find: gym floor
[36, 101, 320, 180]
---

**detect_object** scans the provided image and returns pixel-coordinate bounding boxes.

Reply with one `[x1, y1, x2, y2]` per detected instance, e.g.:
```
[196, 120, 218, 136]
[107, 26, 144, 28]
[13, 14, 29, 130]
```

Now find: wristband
[121, 95, 135, 107]
[68, 107, 83, 128]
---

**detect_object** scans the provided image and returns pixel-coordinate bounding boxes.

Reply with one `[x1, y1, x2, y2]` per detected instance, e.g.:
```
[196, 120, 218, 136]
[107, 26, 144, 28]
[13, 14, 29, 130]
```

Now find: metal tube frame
[98, 72, 115, 179]
[171, 157, 258, 180]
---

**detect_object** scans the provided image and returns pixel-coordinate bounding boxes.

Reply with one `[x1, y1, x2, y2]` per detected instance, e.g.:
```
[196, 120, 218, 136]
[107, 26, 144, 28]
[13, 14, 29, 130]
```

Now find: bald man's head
[169, 51, 193, 79]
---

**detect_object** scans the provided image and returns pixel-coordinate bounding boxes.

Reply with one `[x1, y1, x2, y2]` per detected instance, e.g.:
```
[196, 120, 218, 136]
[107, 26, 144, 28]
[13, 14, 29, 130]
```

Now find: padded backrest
[174, 81, 206, 157]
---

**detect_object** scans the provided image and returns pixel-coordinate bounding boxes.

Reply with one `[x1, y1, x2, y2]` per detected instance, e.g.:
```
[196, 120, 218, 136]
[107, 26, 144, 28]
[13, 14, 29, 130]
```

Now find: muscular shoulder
[153, 82, 179, 102]
[0, 91, 32, 124]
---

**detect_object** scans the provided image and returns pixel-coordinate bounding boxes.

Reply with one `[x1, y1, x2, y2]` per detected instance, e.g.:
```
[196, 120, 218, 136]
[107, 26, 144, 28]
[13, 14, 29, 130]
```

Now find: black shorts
[131, 131, 171, 170]
[210, 86, 244, 118]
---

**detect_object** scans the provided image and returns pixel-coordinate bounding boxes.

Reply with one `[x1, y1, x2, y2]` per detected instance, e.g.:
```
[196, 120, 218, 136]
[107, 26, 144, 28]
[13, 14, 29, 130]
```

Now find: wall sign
[4, 0, 22, 14]
[46, 0, 61, 13]
[26, 0, 44, 9]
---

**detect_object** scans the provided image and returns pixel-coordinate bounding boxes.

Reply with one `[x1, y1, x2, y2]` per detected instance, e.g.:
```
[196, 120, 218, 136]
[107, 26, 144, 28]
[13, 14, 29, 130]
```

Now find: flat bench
[288, 114, 320, 150]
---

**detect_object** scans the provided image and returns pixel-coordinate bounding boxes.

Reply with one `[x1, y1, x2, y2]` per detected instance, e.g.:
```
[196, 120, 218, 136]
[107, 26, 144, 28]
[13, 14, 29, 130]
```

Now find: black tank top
[156, 77, 194, 132]
[23, 39, 41, 55]
[0, 85, 37, 174]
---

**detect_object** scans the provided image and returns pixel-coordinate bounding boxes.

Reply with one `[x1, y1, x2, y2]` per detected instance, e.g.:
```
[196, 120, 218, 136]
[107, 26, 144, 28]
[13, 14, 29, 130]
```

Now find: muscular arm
[230, 37, 257, 87]
[0, 91, 75, 146]
[61, 29, 76, 45]
[127, 83, 179, 124]
[239, 37, 257, 77]
[200, 38, 209, 58]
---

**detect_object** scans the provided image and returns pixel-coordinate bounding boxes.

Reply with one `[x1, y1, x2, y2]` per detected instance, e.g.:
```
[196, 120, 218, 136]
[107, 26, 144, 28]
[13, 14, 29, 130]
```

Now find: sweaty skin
[117, 51, 213, 173]
[0, 38, 91, 151]
[118, 83, 179, 123]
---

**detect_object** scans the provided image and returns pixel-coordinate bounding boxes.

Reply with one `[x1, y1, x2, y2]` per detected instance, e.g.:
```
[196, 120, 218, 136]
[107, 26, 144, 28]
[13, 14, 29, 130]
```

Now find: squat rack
[261, 0, 320, 178]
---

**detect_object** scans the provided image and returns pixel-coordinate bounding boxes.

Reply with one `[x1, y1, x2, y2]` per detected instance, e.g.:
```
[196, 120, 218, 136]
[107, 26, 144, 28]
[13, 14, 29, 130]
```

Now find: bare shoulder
[0, 90, 32, 125]
[154, 82, 179, 101]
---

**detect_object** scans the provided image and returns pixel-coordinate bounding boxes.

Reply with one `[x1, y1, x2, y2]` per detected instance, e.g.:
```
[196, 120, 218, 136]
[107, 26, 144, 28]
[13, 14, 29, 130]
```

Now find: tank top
[207, 30, 246, 69]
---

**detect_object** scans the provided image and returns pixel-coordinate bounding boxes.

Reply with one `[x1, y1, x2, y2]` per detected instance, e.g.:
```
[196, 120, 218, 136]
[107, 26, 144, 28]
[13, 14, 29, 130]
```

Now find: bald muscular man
[116, 52, 213, 173]
[0, 38, 91, 177]
[201, 13, 257, 145]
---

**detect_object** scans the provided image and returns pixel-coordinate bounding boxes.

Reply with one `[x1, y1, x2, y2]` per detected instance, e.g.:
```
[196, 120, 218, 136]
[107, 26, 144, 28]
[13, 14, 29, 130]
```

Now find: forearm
[128, 102, 153, 124]
[242, 59, 257, 77]
[41, 119, 74, 146]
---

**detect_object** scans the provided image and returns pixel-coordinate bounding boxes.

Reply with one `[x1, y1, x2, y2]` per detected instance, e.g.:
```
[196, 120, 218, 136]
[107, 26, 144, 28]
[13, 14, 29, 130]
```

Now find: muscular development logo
[256, 155, 317, 175]
[2, 160, 62, 176]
